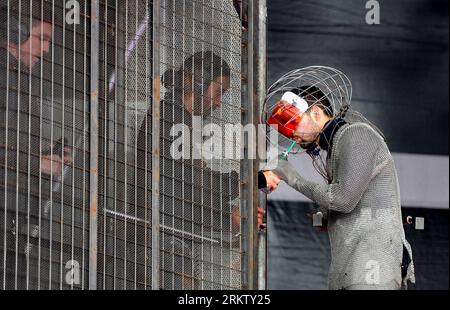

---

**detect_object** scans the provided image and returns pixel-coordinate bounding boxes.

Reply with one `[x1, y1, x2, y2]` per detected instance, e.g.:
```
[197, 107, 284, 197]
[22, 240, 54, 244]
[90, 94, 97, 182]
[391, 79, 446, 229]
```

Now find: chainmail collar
[318, 117, 347, 155]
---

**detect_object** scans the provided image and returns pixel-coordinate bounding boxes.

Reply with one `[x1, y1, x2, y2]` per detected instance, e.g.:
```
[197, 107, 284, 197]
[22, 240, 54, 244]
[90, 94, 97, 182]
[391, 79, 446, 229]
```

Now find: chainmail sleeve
[270, 123, 382, 214]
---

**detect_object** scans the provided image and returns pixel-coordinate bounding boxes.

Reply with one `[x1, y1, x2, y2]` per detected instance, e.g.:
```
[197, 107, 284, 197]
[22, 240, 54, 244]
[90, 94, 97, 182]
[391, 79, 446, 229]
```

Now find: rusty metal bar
[151, 0, 161, 290]
[89, 0, 100, 290]
[241, 0, 256, 290]
[254, 0, 267, 291]
[241, 0, 267, 290]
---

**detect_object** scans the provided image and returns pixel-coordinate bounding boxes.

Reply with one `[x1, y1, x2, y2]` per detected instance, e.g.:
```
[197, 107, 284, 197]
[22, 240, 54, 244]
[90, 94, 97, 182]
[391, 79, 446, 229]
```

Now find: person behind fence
[136, 51, 264, 288]
[0, 1, 70, 289]
[261, 82, 415, 290]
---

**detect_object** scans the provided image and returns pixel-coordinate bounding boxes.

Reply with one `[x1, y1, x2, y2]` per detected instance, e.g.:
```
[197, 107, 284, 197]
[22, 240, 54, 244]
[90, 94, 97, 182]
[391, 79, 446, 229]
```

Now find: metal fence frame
[1, 0, 266, 290]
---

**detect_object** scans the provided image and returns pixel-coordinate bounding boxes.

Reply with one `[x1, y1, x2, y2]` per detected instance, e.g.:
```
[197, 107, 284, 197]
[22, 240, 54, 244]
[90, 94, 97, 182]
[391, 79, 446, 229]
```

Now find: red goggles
[267, 92, 309, 139]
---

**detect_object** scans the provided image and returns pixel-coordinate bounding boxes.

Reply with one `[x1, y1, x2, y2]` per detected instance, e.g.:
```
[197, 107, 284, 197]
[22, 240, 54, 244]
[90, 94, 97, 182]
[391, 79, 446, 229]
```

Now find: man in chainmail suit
[263, 79, 415, 290]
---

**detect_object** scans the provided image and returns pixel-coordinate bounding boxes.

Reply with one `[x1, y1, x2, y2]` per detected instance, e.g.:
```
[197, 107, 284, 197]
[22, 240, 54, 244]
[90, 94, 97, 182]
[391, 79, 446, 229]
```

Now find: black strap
[401, 245, 411, 279]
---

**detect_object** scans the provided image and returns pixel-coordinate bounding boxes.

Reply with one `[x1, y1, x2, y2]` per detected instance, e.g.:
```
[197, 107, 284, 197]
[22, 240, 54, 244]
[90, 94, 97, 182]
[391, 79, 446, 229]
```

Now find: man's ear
[311, 105, 321, 121]
[182, 90, 194, 115]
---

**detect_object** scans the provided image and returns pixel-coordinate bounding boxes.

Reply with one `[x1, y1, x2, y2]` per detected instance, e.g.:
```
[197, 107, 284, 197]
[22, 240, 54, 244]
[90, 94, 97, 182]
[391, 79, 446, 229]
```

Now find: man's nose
[212, 97, 222, 108]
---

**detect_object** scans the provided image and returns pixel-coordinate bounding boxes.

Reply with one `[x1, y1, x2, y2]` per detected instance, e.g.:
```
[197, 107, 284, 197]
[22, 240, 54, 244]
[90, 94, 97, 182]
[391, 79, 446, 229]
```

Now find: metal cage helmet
[262, 66, 352, 152]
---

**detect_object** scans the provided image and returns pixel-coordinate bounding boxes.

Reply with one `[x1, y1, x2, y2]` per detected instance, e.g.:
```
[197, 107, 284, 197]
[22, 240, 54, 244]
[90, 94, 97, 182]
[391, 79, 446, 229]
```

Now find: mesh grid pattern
[97, 0, 153, 290]
[0, 0, 90, 289]
[1, 0, 250, 290]
[158, 0, 243, 290]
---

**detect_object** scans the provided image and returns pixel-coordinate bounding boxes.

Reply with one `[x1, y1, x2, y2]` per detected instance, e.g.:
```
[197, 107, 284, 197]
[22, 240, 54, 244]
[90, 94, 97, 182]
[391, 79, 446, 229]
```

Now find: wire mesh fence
[0, 0, 261, 290]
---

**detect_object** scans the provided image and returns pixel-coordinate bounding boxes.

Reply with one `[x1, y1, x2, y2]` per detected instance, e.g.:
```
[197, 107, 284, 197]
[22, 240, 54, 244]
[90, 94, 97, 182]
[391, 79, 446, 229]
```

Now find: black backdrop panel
[267, 0, 449, 155]
[267, 200, 449, 290]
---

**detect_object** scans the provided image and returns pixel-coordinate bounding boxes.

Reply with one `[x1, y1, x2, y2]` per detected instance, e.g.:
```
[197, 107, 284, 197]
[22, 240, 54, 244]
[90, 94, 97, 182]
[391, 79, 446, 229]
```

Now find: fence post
[254, 0, 267, 291]
[151, 0, 161, 290]
[89, 0, 100, 290]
